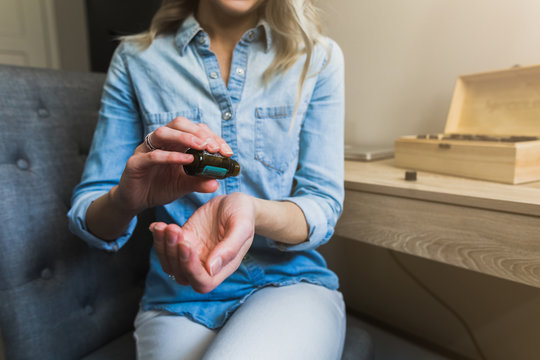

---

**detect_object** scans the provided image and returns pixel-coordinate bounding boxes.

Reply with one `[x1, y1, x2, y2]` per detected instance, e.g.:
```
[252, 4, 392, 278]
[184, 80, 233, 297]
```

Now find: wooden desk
[336, 159, 540, 288]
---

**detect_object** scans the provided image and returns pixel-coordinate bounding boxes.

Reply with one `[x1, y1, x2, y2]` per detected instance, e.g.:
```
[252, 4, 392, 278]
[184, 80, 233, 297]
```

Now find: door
[0, 0, 59, 68]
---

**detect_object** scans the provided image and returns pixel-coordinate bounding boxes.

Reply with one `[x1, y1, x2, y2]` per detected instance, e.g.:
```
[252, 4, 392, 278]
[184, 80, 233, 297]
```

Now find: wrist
[108, 185, 141, 218]
[251, 196, 264, 232]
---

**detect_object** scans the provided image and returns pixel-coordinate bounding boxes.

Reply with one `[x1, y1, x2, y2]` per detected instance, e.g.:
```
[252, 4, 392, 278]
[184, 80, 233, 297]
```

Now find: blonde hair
[124, 0, 328, 123]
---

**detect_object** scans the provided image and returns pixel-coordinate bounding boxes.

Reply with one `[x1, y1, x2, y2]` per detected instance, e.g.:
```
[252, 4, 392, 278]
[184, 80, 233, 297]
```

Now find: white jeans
[134, 282, 346, 360]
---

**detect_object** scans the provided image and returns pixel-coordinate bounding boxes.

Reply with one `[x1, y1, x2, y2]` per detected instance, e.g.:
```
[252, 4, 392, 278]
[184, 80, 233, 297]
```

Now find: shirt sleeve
[67, 43, 143, 252]
[269, 39, 345, 252]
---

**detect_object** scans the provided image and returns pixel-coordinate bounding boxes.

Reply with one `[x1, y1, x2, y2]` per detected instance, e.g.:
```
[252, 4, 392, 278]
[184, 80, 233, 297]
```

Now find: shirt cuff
[265, 195, 330, 252]
[67, 190, 137, 252]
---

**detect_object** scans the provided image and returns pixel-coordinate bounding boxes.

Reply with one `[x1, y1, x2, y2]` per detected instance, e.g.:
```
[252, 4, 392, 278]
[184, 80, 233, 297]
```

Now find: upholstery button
[209, 71, 218, 79]
[38, 108, 50, 117]
[222, 111, 232, 121]
[40, 268, 53, 280]
[16, 159, 29, 170]
[84, 305, 94, 315]
[236, 67, 244, 75]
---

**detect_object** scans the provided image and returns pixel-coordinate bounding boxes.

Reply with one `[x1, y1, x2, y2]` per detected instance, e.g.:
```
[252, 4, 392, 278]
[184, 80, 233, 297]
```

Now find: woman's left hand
[150, 193, 256, 293]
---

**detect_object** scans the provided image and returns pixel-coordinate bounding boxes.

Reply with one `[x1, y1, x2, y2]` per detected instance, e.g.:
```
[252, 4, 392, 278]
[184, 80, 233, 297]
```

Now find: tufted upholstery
[0, 65, 153, 360]
[0, 64, 373, 360]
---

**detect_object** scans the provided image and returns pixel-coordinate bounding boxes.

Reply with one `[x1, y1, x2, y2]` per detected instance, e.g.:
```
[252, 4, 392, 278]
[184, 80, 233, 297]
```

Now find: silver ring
[144, 131, 158, 151]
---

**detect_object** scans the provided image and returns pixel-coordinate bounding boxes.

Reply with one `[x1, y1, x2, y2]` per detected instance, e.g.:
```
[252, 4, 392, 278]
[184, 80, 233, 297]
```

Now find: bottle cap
[231, 162, 241, 176]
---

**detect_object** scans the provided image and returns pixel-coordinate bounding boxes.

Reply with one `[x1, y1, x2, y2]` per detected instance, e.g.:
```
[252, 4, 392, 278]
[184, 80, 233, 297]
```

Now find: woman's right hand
[110, 116, 233, 215]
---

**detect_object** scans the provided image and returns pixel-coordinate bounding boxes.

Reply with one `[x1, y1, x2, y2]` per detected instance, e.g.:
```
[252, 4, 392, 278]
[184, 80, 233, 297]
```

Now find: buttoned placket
[195, 30, 265, 281]
[195, 31, 256, 195]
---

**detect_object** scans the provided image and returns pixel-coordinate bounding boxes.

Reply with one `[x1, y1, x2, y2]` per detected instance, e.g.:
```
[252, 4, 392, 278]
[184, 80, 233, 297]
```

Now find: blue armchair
[0, 64, 372, 360]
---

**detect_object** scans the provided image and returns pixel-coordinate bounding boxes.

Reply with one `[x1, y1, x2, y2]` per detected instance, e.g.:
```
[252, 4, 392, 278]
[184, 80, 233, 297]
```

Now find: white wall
[320, 0, 540, 148]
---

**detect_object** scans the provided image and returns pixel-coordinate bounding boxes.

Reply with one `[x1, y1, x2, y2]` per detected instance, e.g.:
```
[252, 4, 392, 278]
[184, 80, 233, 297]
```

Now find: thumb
[205, 218, 253, 276]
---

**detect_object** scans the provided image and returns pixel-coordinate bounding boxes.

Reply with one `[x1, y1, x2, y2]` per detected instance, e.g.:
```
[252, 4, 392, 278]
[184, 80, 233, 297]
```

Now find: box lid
[445, 64, 540, 136]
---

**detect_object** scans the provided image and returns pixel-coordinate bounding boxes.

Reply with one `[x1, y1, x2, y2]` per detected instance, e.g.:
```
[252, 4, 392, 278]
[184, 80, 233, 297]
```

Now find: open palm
[188, 194, 254, 265]
[151, 192, 256, 293]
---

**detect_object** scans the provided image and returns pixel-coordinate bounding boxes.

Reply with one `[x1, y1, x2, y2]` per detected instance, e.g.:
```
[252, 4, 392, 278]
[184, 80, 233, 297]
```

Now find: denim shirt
[68, 15, 345, 329]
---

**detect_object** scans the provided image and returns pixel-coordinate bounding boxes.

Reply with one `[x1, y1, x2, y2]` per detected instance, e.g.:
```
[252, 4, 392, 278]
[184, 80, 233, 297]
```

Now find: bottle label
[202, 165, 227, 178]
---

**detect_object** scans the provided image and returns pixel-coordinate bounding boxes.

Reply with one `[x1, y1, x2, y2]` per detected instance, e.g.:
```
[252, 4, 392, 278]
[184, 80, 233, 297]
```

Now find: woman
[68, 0, 345, 358]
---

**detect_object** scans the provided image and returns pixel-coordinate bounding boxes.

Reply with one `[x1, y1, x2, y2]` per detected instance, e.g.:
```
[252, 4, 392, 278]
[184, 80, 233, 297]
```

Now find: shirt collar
[175, 15, 202, 56]
[175, 14, 272, 56]
[257, 18, 272, 53]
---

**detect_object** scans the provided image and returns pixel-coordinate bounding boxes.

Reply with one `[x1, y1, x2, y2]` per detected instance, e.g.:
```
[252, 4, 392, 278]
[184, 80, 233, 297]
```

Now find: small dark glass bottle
[184, 149, 240, 179]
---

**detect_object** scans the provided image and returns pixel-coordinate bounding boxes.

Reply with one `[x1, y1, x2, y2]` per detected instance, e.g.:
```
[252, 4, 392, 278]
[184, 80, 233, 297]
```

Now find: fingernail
[154, 223, 166, 232]
[179, 242, 190, 262]
[221, 143, 233, 155]
[209, 257, 222, 277]
[208, 143, 219, 152]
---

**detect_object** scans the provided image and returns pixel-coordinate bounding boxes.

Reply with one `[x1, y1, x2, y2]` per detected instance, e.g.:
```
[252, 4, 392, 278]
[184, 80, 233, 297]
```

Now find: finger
[213, 239, 251, 278]
[127, 149, 194, 172]
[150, 222, 172, 274]
[182, 177, 220, 194]
[170, 264, 190, 285]
[177, 233, 216, 294]
[164, 224, 184, 279]
[197, 123, 233, 156]
[166, 117, 218, 151]
[206, 218, 254, 277]
[166, 117, 228, 155]
[166, 116, 203, 135]
[174, 273, 189, 286]
[219, 142, 233, 157]
[163, 225, 192, 286]
[149, 126, 208, 152]
[199, 239, 249, 294]
[180, 253, 214, 293]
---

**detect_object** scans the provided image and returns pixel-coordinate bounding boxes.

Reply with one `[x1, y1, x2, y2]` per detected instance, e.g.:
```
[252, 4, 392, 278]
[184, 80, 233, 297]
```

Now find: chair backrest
[0, 65, 152, 360]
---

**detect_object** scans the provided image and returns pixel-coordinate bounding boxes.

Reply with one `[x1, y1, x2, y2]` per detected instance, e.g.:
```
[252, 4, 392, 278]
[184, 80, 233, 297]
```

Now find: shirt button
[236, 67, 244, 75]
[247, 31, 255, 40]
[222, 111, 232, 120]
[209, 71, 218, 79]
[198, 36, 206, 44]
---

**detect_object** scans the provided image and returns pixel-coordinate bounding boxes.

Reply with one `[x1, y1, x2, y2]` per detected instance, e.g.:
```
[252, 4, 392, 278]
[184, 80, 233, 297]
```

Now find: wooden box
[394, 65, 540, 184]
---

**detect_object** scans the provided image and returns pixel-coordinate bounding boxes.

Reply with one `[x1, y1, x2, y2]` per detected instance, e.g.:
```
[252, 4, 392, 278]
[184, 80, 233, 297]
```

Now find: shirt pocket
[254, 106, 302, 173]
[142, 108, 201, 135]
